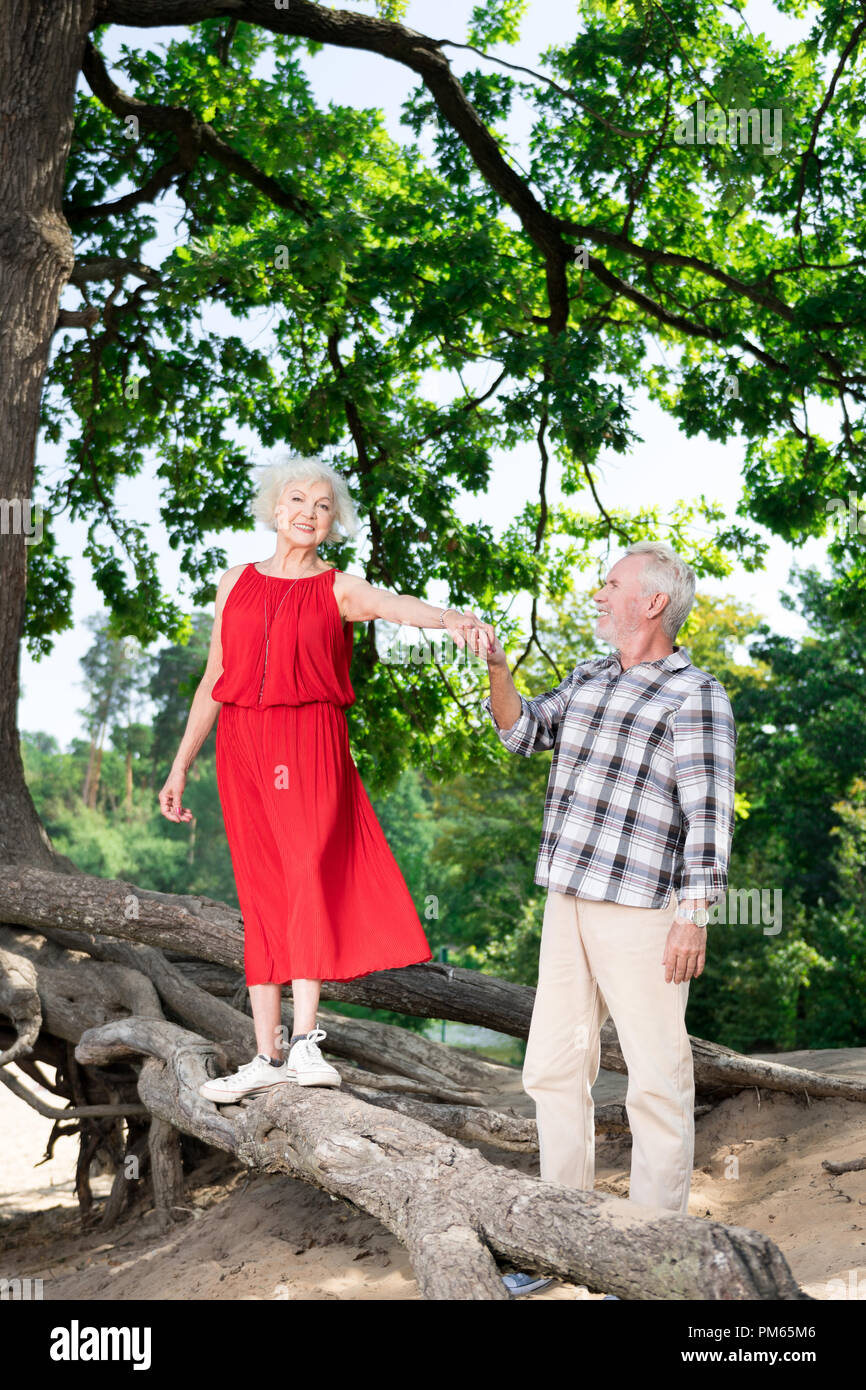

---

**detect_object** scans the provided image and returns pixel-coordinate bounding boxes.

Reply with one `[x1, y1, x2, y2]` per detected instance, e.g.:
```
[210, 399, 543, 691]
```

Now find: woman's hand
[444, 609, 495, 657]
[159, 766, 192, 823]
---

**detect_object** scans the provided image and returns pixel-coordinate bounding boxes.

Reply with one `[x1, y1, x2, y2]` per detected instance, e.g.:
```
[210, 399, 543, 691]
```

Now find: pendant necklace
[257, 568, 302, 705]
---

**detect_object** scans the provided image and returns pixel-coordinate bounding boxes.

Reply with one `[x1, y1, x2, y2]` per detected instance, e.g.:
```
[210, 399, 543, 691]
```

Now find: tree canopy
[21, 0, 864, 779]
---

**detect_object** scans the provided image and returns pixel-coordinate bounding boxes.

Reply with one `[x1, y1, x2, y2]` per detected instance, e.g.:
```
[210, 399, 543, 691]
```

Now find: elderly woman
[159, 456, 491, 1100]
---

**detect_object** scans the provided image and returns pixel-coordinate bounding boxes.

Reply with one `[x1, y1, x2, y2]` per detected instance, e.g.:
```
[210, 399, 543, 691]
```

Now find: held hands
[443, 609, 496, 658]
[662, 916, 707, 984]
[158, 766, 193, 823]
[483, 628, 509, 667]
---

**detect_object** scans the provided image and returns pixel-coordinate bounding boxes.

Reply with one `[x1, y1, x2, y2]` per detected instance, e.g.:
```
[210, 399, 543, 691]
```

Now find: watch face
[694, 908, 709, 927]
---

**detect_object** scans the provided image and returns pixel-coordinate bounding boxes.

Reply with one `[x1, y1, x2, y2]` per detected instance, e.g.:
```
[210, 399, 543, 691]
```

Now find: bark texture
[0, 0, 97, 867]
[3, 867, 865, 1103]
[75, 1014, 810, 1301]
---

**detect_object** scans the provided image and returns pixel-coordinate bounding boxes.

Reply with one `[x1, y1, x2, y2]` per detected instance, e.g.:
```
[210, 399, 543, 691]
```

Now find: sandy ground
[2, 1047, 865, 1301]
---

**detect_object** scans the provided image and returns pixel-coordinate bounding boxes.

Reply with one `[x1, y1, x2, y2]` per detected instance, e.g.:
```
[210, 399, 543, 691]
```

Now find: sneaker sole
[199, 1078, 293, 1102]
[296, 1072, 342, 1087]
[505, 1278, 554, 1297]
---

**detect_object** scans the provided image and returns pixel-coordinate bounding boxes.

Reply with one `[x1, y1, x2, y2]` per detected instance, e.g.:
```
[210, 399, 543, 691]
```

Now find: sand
[2, 1047, 865, 1301]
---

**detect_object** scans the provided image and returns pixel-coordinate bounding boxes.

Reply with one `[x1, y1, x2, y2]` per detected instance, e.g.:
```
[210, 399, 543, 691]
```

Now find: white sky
[21, 0, 832, 747]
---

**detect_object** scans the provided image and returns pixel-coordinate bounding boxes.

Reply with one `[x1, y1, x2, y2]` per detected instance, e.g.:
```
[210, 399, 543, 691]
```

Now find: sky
[21, 0, 832, 748]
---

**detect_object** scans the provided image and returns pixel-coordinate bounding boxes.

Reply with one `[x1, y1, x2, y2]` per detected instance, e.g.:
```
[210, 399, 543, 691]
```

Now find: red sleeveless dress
[212, 563, 432, 985]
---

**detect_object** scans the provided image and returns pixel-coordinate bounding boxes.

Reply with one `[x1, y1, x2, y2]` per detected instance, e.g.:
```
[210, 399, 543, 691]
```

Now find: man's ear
[648, 591, 669, 620]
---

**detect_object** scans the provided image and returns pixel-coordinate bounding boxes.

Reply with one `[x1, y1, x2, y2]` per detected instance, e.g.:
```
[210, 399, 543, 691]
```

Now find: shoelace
[226, 1055, 279, 1082]
[292, 1027, 328, 1064]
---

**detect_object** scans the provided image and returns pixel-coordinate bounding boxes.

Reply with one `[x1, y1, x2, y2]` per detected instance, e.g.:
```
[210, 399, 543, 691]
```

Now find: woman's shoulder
[332, 568, 367, 590]
[214, 562, 252, 608]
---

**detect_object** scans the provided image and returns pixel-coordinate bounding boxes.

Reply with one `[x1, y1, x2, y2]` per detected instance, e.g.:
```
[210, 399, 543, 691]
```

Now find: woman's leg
[247, 978, 323, 1059]
[291, 978, 322, 1035]
[248, 982, 283, 1059]
[286, 978, 341, 1087]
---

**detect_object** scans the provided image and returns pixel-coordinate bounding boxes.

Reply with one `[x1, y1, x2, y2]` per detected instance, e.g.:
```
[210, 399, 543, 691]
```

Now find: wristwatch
[677, 904, 709, 927]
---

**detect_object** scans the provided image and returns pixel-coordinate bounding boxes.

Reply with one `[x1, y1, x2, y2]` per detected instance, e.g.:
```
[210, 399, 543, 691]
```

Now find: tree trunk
[0, 0, 96, 868]
[89, 736, 105, 810]
[81, 736, 98, 808]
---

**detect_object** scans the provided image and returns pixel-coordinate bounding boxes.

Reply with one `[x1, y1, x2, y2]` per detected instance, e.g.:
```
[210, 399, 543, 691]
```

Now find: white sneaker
[199, 1053, 291, 1103]
[288, 1028, 342, 1088]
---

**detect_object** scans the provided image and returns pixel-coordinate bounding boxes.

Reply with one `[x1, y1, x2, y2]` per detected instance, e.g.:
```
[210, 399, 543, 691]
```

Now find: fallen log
[345, 1092, 715, 1151]
[344, 1086, 539, 1151]
[76, 1014, 810, 1302]
[4, 866, 864, 1104]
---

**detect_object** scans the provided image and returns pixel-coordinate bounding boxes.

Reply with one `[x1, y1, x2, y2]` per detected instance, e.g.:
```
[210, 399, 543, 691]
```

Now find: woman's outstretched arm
[335, 572, 494, 655]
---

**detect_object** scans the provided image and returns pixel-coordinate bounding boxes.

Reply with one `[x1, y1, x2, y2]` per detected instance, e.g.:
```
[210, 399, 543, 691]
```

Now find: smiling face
[593, 552, 666, 646]
[273, 479, 335, 550]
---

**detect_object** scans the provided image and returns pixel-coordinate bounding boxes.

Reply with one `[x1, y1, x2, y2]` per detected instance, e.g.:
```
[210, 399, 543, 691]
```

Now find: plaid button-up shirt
[481, 647, 736, 909]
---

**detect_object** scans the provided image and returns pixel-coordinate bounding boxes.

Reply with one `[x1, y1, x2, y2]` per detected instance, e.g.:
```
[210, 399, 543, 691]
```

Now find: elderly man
[482, 541, 736, 1294]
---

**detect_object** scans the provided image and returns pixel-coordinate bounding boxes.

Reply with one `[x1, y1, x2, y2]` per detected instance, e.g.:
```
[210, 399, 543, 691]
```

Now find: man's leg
[577, 892, 694, 1214]
[522, 889, 610, 1189]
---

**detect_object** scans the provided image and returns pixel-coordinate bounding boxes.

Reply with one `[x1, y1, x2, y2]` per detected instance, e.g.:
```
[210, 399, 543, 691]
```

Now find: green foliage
[732, 566, 866, 904]
[39, 8, 839, 784]
[468, 0, 529, 48]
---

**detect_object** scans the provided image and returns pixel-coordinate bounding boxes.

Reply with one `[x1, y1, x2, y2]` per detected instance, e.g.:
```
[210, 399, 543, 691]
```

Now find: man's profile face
[593, 553, 658, 645]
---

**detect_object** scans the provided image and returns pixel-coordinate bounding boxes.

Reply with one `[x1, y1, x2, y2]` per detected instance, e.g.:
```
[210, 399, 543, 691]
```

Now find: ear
[647, 591, 669, 619]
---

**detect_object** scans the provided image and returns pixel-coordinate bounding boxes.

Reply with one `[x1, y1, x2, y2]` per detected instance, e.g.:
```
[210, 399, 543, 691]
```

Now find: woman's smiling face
[274, 479, 335, 547]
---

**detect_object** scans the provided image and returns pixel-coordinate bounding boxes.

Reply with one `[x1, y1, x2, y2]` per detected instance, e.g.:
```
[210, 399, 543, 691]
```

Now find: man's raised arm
[482, 629, 575, 756]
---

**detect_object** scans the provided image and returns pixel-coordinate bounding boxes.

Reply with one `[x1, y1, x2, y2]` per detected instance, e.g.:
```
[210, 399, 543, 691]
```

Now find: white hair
[624, 540, 696, 640]
[251, 454, 360, 545]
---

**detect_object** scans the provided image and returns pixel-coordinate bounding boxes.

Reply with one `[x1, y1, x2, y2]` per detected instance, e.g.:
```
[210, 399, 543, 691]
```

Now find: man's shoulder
[674, 656, 733, 702]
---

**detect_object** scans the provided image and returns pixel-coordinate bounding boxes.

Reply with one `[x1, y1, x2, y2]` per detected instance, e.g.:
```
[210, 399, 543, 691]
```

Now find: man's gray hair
[252, 453, 360, 544]
[625, 541, 696, 639]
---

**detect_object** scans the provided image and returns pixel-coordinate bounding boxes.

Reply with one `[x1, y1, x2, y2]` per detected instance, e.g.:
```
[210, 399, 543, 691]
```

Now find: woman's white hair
[625, 540, 696, 640]
[252, 454, 360, 545]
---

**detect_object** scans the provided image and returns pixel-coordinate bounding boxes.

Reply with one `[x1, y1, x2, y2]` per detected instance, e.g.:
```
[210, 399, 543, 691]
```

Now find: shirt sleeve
[481, 669, 576, 756]
[672, 680, 737, 904]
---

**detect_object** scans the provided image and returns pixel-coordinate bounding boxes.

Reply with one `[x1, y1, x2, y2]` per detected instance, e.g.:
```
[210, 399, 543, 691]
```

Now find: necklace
[257, 568, 302, 704]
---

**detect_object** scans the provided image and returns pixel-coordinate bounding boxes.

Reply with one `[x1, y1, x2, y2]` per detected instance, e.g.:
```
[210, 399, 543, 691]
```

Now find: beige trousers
[522, 888, 694, 1213]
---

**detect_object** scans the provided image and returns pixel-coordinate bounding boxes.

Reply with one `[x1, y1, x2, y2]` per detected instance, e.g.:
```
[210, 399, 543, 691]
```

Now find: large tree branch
[75, 1013, 809, 1300]
[793, 17, 866, 239]
[68, 256, 161, 286]
[74, 36, 310, 222]
[4, 866, 866, 1104]
[88, 1, 860, 387]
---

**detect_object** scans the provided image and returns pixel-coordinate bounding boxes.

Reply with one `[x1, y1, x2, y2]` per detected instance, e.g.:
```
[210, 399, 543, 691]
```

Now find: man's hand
[484, 628, 509, 668]
[662, 917, 707, 983]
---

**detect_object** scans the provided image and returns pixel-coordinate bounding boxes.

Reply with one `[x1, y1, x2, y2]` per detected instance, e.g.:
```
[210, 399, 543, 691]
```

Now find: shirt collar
[602, 645, 692, 676]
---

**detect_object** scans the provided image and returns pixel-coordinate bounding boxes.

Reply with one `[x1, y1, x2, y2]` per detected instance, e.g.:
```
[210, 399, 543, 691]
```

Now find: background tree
[77, 615, 148, 809]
